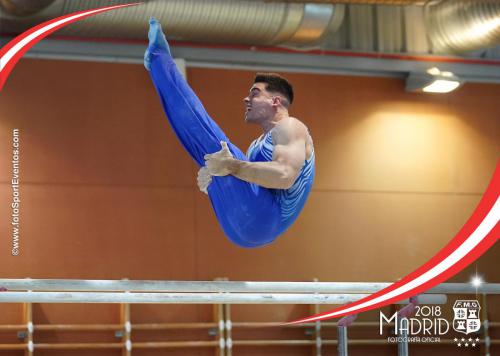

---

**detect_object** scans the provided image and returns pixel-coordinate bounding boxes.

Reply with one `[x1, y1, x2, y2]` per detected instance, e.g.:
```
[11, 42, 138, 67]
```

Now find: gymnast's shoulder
[272, 116, 310, 139]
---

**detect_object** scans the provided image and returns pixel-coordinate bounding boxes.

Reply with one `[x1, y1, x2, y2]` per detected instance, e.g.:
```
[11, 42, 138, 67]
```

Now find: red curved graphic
[0, 3, 141, 90]
[290, 160, 499, 324]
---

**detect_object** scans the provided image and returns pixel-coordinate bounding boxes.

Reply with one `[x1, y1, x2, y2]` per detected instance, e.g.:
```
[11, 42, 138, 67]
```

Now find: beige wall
[0, 58, 498, 355]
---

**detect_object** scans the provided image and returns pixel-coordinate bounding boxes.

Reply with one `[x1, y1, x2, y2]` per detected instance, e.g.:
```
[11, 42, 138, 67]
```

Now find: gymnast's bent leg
[145, 19, 281, 247]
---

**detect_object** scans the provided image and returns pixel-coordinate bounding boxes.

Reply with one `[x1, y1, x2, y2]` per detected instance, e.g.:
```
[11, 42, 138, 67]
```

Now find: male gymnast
[145, 18, 314, 248]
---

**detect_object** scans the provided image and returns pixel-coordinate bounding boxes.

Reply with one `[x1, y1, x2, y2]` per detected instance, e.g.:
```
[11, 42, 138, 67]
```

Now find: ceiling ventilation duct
[0, 0, 345, 49]
[0, 0, 54, 16]
[425, 0, 500, 53]
[265, 0, 426, 4]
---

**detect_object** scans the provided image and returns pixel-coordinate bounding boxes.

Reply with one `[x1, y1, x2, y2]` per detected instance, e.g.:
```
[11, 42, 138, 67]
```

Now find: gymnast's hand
[197, 167, 212, 195]
[204, 141, 235, 176]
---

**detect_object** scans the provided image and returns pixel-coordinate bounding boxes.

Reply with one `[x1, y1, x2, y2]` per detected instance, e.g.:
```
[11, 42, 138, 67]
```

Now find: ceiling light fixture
[406, 68, 463, 93]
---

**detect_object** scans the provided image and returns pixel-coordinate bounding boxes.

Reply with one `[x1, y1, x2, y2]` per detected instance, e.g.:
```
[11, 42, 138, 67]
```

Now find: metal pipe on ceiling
[263, 0, 426, 5]
[1, 0, 499, 55]
[0, 0, 345, 48]
[425, 0, 500, 53]
[0, 0, 54, 16]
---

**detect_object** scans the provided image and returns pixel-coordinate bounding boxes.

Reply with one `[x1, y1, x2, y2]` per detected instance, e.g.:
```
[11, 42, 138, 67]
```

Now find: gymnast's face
[243, 83, 277, 124]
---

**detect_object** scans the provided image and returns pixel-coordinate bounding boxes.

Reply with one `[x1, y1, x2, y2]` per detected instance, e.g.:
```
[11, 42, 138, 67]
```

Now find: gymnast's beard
[244, 112, 257, 124]
[245, 108, 267, 125]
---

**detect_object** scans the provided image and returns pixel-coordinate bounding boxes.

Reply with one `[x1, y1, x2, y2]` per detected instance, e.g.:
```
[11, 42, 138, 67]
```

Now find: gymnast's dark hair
[254, 73, 294, 106]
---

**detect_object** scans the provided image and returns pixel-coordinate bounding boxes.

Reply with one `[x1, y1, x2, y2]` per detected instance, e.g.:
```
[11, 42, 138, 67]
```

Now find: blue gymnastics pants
[148, 49, 282, 248]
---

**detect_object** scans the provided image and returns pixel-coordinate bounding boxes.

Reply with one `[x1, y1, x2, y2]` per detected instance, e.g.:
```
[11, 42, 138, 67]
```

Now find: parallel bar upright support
[397, 317, 409, 356]
[337, 326, 348, 356]
[224, 304, 233, 356]
[311, 278, 322, 356]
[481, 293, 490, 356]
[313, 306, 322, 356]
[120, 302, 131, 356]
[214, 303, 225, 356]
[23, 301, 33, 356]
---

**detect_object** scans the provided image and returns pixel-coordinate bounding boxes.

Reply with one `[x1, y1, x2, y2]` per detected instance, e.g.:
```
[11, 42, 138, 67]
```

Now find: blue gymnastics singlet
[247, 130, 315, 227]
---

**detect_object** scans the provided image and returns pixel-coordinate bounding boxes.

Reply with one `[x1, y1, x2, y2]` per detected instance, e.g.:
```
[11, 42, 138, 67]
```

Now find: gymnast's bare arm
[204, 117, 309, 190]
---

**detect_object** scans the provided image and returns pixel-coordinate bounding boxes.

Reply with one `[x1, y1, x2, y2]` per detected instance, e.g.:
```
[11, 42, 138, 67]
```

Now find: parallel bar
[0, 292, 446, 305]
[0, 280, 391, 293]
[0, 292, 381, 305]
[0, 279, 496, 294]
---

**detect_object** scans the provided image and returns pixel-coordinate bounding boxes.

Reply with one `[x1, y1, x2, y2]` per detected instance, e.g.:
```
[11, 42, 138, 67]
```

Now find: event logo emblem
[379, 299, 484, 346]
[453, 300, 481, 335]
